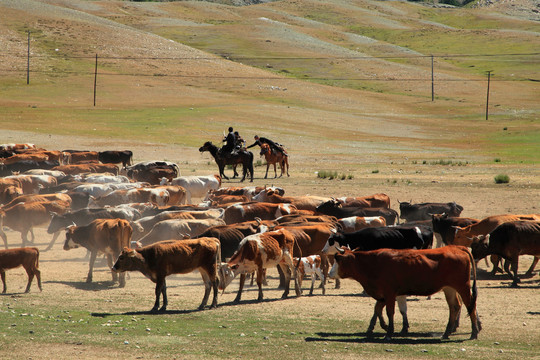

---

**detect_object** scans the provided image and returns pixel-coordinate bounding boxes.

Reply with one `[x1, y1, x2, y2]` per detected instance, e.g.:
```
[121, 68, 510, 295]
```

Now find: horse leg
[264, 163, 270, 179]
[273, 162, 277, 178]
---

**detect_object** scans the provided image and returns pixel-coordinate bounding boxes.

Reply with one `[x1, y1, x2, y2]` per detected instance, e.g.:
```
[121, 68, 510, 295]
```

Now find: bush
[494, 174, 510, 184]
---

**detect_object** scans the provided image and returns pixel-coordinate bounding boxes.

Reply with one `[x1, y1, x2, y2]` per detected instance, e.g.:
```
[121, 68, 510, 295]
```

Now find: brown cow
[336, 194, 391, 209]
[1, 153, 49, 165]
[63, 219, 133, 287]
[471, 220, 540, 287]
[52, 163, 119, 175]
[0, 200, 71, 248]
[68, 151, 99, 164]
[112, 238, 221, 312]
[0, 247, 42, 294]
[0, 186, 23, 205]
[330, 246, 481, 340]
[91, 188, 170, 207]
[223, 202, 297, 224]
[453, 214, 540, 247]
[218, 229, 301, 303]
[252, 189, 330, 212]
[2, 193, 72, 209]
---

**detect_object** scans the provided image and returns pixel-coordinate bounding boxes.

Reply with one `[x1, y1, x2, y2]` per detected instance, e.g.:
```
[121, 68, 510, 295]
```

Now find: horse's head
[199, 141, 214, 153]
[260, 143, 270, 156]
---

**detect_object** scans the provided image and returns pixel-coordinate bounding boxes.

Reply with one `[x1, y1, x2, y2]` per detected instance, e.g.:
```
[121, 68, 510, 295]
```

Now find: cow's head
[321, 232, 344, 255]
[112, 247, 143, 272]
[470, 234, 490, 260]
[63, 225, 79, 251]
[218, 263, 239, 291]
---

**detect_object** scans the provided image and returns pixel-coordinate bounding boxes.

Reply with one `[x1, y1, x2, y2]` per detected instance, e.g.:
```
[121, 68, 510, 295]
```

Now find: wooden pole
[486, 70, 492, 121]
[27, 31, 30, 85]
[93, 54, 98, 107]
[431, 55, 434, 101]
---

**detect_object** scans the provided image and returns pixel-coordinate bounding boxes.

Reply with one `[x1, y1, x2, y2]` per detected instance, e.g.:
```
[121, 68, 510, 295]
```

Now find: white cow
[137, 218, 226, 247]
[162, 175, 221, 204]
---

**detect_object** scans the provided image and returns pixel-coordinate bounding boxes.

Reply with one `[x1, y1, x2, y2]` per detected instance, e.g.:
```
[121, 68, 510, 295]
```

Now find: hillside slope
[0, 0, 538, 163]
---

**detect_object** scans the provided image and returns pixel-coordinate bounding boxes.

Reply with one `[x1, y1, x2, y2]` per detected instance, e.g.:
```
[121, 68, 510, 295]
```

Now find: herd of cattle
[0, 142, 539, 341]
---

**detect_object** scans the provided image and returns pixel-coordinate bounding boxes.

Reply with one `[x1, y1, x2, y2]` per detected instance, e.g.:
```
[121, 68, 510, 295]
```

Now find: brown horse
[260, 143, 289, 179]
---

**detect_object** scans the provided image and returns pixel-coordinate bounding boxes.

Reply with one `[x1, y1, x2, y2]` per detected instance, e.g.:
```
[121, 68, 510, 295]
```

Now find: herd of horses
[199, 141, 289, 182]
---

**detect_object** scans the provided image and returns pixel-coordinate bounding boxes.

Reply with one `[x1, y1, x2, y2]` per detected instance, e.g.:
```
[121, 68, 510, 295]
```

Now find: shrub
[494, 174, 510, 184]
[494, 158, 501, 163]
[372, 169, 379, 174]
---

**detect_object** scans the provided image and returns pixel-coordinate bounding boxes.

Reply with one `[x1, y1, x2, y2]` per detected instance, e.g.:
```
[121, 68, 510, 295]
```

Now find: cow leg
[309, 272, 315, 296]
[384, 297, 396, 341]
[282, 255, 301, 297]
[29, 228, 36, 244]
[234, 273, 246, 303]
[442, 287, 461, 339]
[199, 271, 212, 310]
[489, 255, 502, 275]
[396, 296, 409, 335]
[0, 229, 7, 249]
[1, 270, 6, 293]
[44, 231, 61, 251]
[257, 267, 266, 301]
[106, 254, 118, 283]
[317, 268, 326, 295]
[368, 300, 386, 336]
[210, 273, 219, 309]
[510, 257, 521, 287]
[525, 256, 539, 277]
[24, 266, 36, 293]
[86, 251, 98, 283]
[152, 278, 166, 313]
[21, 230, 30, 247]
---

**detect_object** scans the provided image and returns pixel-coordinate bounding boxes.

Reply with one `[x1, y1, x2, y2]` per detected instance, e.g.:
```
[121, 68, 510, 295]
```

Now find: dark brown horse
[260, 143, 289, 179]
[199, 141, 254, 182]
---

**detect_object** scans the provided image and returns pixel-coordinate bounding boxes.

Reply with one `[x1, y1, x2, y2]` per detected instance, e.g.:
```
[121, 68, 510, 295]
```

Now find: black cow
[322, 226, 431, 256]
[471, 220, 540, 287]
[98, 150, 133, 167]
[0, 160, 60, 176]
[399, 201, 463, 222]
[316, 199, 398, 225]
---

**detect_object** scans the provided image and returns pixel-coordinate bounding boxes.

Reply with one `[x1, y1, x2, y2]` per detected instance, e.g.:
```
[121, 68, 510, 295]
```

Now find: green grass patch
[494, 174, 510, 184]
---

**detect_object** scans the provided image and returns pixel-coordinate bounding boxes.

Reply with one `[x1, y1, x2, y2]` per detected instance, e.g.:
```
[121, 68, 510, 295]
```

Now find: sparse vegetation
[317, 170, 352, 180]
[494, 174, 510, 184]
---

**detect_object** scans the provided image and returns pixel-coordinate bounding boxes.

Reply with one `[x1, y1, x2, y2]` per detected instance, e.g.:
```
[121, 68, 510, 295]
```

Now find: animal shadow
[305, 331, 467, 345]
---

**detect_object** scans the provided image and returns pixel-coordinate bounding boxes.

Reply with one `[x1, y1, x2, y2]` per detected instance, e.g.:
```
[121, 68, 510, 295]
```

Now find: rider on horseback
[220, 127, 237, 157]
[247, 135, 287, 157]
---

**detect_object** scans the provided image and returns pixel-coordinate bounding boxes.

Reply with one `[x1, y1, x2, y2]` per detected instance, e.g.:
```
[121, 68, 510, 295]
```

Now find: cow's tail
[215, 237, 225, 295]
[465, 247, 478, 318]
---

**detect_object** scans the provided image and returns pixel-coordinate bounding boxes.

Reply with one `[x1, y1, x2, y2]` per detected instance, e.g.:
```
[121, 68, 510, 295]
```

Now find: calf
[112, 238, 221, 312]
[64, 219, 133, 287]
[294, 255, 325, 295]
[471, 220, 540, 287]
[218, 229, 301, 303]
[0, 247, 42, 294]
[330, 246, 480, 340]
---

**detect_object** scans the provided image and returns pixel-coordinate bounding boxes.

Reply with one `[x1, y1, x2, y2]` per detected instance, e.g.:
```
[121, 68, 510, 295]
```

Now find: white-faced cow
[112, 238, 221, 312]
[0, 247, 42, 294]
[218, 229, 301, 303]
[330, 246, 481, 340]
[63, 219, 133, 287]
[471, 220, 540, 287]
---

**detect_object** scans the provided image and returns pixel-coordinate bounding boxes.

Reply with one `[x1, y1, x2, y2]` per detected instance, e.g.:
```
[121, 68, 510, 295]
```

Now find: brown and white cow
[294, 255, 325, 295]
[337, 216, 386, 233]
[0, 200, 71, 248]
[218, 229, 301, 303]
[330, 246, 481, 340]
[0, 247, 42, 294]
[471, 220, 540, 287]
[63, 219, 133, 287]
[112, 238, 221, 312]
[223, 202, 297, 224]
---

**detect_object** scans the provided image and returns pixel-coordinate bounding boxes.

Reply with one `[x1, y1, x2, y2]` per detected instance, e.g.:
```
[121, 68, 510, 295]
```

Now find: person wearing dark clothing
[234, 131, 245, 149]
[221, 127, 236, 156]
[247, 135, 287, 156]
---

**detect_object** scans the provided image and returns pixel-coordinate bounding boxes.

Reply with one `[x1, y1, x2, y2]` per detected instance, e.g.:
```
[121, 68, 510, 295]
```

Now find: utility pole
[486, 70, 493, 121]
[27, 31, 30, 85]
